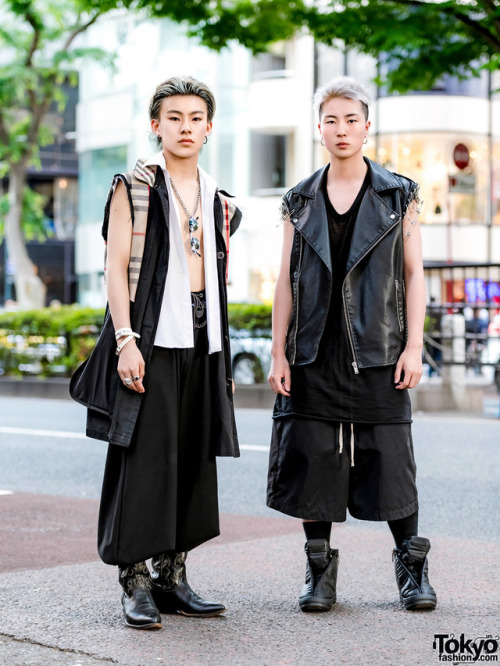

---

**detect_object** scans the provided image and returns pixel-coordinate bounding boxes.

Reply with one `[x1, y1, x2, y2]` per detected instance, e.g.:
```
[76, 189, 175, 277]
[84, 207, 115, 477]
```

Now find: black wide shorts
[267, 417, 418, 522]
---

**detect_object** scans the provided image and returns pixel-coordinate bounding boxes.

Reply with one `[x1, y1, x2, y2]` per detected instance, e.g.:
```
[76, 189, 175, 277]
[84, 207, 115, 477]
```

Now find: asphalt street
[0, 396, 499, 665]
[0, 397, 498, 541]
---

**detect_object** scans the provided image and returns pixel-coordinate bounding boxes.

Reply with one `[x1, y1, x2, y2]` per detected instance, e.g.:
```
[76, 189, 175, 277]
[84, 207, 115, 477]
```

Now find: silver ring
[132, 376, 140, 382]
[124, 377, 133, 386]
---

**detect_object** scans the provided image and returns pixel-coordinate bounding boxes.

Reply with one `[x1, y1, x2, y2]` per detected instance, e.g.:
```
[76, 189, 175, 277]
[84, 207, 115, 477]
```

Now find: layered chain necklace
[169, 171, 202, 257]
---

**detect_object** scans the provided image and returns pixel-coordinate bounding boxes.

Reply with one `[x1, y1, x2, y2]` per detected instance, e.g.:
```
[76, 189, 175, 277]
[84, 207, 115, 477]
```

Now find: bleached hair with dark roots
[313, 76, 370, 121]
[149, 75, 216, 148]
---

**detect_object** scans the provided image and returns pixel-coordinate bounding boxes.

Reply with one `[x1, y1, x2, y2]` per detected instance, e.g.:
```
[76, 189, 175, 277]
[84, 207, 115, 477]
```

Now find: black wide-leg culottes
[98, 323, 219, 566]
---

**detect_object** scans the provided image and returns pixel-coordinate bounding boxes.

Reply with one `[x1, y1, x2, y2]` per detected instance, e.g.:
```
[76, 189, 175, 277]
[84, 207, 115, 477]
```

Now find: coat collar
[288, 158, 402, 274]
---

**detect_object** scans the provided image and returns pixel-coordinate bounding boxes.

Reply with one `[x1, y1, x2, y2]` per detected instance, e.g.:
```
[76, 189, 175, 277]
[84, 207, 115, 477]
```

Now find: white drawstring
[339, 423, 355, 467]
[350, 423, 355, 467]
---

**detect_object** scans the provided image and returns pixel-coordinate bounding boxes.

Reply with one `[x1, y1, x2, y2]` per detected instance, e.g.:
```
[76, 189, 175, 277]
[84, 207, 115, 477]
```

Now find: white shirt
[144, 152, 222, 353]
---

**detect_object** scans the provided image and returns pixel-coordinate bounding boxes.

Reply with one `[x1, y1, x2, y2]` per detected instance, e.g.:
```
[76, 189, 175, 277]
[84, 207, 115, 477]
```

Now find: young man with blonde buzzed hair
[267, 76, 437, 614]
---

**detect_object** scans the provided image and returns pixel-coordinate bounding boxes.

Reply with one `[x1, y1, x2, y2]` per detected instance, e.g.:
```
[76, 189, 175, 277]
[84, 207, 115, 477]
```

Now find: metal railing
[423, 262, 500, 375]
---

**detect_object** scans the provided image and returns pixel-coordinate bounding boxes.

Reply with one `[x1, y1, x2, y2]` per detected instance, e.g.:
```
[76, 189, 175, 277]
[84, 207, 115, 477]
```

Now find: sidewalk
[0, 492, 498, 666]
[0, 377, 276, 409]
[1, 376, 499, 414]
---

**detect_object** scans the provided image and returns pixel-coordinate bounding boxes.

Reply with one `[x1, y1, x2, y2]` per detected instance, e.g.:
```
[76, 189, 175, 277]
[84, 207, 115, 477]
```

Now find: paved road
[0, 397, 499, 665]
[0, 397, 498, 540]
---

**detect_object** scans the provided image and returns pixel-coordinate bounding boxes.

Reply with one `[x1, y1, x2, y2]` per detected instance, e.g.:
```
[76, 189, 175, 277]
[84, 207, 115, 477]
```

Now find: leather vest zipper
[291, 233, 304, 365]
[395, 279, 404, 332]
[342, 215, 400, 373]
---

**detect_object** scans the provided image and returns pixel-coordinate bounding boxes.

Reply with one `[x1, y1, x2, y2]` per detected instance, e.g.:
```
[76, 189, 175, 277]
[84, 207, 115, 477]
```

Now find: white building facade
[75, 15, 500, 308]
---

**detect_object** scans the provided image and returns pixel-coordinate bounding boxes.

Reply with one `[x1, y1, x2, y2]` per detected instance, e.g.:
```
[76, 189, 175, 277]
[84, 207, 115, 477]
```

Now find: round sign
[453, 143, 469, 170]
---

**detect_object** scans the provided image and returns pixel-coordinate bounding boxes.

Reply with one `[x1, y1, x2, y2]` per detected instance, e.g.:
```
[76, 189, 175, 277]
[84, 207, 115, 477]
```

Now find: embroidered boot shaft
[118, 562, 161, 629]
[151, 551, 225, 617]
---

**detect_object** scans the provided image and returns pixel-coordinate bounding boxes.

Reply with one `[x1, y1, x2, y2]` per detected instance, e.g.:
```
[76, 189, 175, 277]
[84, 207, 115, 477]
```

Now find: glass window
[378, 59, 489, 98]
[316, 42, 345, 88]
[377, 133, 489, 224]
[54, 177, 78, 239]
[216, 134, 235, 193]
[346, 50, 377, 100]
[251, 42, 287, 80]
[79, 146, 127, 225]
[250, 133, 286, 194]
[493, 140, 500, 225]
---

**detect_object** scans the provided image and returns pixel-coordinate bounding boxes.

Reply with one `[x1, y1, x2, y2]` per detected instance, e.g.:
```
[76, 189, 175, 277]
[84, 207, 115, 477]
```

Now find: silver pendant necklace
[169, 171, 202, 257]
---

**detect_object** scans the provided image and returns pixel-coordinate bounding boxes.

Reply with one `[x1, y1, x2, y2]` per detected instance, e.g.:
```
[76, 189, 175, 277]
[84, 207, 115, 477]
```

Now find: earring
[320, 137, 325, 146]
[363, 137, 368, 144]
[204, 136, 208, 145]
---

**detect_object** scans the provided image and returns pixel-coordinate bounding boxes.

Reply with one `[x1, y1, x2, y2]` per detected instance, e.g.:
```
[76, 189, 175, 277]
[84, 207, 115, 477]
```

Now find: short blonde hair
[313, 76, 370, 121]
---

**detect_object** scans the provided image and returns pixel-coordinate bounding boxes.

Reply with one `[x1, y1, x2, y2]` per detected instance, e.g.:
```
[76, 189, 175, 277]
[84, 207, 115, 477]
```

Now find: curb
[0, 377, 495, 413]
[0, 377, 276, 409]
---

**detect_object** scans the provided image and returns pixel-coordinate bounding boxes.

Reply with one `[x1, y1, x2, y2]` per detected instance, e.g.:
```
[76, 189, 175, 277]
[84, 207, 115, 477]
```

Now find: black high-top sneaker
[299, 539, 339, 612]
[393, 536, 437, 611]
[151, 551, 225, 617]
[118, 562, 161, 629]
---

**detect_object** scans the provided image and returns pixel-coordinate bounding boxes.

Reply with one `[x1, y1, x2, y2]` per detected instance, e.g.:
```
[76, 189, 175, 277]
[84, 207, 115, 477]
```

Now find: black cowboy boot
[118, 562, 161, 629]
[393, 536, 437, 611]
[299, 539, 339, 612]
[151, 551, 225, 617]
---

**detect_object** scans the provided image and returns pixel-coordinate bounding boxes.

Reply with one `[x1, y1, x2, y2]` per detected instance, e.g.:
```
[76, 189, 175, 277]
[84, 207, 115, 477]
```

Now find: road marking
[0, 426, 87, 439]
[0, 489, 14, 496]
[240, 444, 269, 452]
[0, 426, 270, 451]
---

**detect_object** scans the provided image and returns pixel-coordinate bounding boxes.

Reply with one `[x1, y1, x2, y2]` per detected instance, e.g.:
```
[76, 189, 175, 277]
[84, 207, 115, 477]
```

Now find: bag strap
[122, 163, 152, 302]
[217, 192, 231, 282]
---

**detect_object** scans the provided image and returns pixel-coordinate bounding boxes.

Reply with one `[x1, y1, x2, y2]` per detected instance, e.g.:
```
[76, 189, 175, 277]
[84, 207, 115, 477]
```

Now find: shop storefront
[375, 133, 498, 226]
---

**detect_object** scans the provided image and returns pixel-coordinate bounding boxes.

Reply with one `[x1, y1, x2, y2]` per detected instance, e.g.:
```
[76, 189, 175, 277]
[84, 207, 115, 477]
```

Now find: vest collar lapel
[345, 185, 400, 275]
[291, 166, 331, 272]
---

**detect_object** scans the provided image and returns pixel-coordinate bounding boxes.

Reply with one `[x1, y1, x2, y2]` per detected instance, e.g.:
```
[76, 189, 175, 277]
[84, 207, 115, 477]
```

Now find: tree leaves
[145, 0, 499, 92]
[0, 186, 51, 241]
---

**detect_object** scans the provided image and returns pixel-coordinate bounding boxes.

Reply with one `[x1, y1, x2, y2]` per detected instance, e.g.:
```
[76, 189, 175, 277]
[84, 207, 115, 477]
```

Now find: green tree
[0, 0, 116, 308]
[0, 0, 234, 309]
[170, 0, 499, 92]
[3, 0, 496, 309]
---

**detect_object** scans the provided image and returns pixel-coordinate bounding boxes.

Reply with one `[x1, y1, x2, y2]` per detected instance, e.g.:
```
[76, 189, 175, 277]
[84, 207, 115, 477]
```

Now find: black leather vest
[284, 158, 417, 373]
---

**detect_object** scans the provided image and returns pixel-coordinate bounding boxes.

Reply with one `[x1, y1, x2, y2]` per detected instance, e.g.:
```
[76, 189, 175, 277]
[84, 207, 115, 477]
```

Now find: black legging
[388, 511, 419, 549]
[303, 511, 419, 550]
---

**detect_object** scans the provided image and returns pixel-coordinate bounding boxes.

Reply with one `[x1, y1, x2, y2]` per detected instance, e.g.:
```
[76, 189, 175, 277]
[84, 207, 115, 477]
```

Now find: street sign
[453, 143, 470, 170]
[449, 174, 476, 194]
